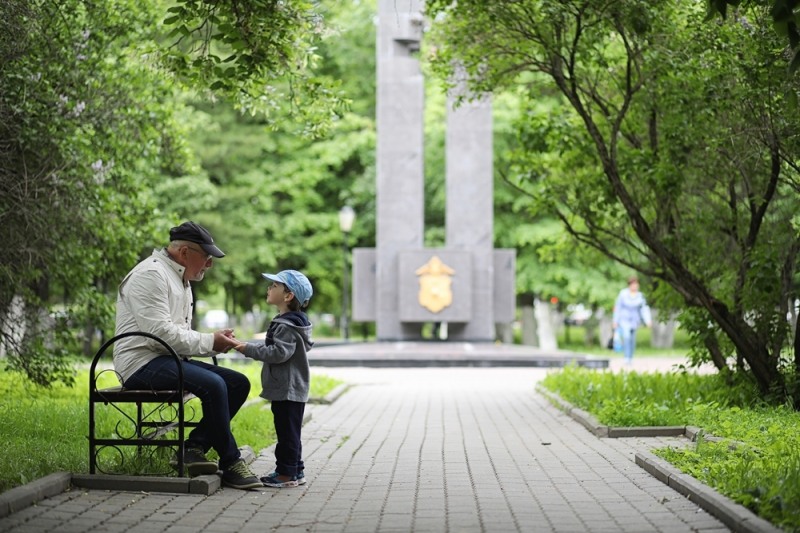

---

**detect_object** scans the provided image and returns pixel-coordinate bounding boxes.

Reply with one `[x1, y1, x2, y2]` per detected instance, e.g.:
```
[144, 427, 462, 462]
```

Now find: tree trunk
[597, 312, 614, 349]
[711, 303, 782, 396]
[584, 306, 603, 346]
[0, 295, 26, 359]
[703, 333, 727, 371]
[649, 309, 677, 349]
[794, 309, 800, 398]
[519, 293, 537, 347]
[535, 297, 558, 351]
[496, 322, 513, 344]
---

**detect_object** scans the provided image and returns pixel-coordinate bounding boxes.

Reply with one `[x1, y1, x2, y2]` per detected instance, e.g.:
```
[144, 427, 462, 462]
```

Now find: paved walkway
[0, 362, 733, 533]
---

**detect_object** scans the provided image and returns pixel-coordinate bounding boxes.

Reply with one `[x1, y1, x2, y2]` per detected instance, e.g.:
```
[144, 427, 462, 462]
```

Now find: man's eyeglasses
[185, 245, 212, 262]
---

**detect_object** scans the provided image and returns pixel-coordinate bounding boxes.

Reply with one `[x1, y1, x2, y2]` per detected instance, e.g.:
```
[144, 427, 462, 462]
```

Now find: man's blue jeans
[124, 356, 250, 469]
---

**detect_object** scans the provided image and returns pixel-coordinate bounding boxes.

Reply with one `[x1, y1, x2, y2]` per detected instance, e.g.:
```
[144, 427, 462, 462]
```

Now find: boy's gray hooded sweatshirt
[239, 312, 313, 403]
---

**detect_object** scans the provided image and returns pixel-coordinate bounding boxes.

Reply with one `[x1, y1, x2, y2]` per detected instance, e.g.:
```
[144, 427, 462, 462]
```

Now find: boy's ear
[284, 291, 295, 303]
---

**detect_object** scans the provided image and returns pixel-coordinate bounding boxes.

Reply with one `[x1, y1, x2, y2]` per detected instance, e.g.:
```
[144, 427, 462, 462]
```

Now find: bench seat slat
[91, 387, 195, 404]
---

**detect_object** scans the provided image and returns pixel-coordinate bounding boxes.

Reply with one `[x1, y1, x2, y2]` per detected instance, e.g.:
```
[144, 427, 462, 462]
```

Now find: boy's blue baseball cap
[262, 270, 313, 307]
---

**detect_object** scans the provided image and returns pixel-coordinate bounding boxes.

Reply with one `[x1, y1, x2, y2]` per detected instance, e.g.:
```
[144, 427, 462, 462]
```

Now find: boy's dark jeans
[125, 356, 251, 469]
[271, 400, 305, 477]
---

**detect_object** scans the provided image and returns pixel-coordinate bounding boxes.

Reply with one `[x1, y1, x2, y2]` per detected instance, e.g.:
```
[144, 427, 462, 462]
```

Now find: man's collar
[155, 248, 188, 285]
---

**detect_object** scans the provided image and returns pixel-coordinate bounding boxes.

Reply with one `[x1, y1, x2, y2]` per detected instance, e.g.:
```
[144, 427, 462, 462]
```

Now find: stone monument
[352, 0, 516, 341]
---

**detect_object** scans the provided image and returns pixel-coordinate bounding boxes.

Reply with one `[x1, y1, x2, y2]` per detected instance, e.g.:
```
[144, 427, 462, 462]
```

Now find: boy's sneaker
[261, 471, 305, 486]
[260, 471, 299, 488]
[222, 459, 263, 490]
[170, 447, 218, 477]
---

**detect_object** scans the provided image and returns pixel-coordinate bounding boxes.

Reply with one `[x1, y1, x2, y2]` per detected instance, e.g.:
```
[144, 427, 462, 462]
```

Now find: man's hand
[213, 329, 238, 352]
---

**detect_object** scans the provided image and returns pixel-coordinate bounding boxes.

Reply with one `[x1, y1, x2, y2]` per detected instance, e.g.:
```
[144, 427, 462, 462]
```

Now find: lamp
[338, 206, 356, 340]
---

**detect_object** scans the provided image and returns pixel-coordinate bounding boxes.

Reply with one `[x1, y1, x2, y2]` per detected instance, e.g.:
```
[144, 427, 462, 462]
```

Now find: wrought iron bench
[88, 331, 213, 476]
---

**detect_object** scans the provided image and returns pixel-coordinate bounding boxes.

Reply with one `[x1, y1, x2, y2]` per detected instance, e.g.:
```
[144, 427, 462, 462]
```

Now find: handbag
[612, 328, 623, 353]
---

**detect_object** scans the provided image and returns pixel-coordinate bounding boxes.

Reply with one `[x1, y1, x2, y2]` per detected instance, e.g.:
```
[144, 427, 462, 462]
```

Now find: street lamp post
[338, 206, 356, 341]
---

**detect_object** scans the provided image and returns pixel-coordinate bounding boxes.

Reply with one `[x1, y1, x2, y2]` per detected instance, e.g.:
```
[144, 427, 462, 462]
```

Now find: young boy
[232, 269, 314, 488]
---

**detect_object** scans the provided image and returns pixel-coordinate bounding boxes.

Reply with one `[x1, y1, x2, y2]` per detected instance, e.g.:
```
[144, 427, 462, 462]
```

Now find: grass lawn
[0, 360, 342, 493]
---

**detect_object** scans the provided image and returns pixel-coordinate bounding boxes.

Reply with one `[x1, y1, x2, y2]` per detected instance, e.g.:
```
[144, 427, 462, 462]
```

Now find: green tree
[159, 0, 349, 135]
[0, 0, 348, 384]
[181, 0, 379, 326]
[493, 89, 627, 314]
[707, 0, 800, 71]
[425, 1, 800, 401]
[0, 0, 189, 384]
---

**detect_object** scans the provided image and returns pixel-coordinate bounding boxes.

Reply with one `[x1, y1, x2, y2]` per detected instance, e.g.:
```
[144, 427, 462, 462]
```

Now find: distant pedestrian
[232, 269, 314, 488]
[612, 277, 652, 365]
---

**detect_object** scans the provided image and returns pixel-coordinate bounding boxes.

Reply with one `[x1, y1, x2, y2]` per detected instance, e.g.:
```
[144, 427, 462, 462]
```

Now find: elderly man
[113, 221, 261, 490]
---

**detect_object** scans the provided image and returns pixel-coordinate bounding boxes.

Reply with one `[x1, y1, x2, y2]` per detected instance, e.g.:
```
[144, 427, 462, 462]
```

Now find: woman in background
[612, 277, 652, 365]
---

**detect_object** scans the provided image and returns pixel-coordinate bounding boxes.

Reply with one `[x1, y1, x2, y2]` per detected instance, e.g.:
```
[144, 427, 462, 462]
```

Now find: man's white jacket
[113, 248, 216, 383]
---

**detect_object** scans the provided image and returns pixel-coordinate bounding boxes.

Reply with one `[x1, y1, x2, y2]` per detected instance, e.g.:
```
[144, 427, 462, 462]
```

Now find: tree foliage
[0, 0, 347, 385]
[425, 0, 800, 402]
[492, 88, 629, 308]
[177, 0, 378, 324]
[160, 0, 350, 135]
[0, 0, 186, 384]
[707, 0, 800, 72]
